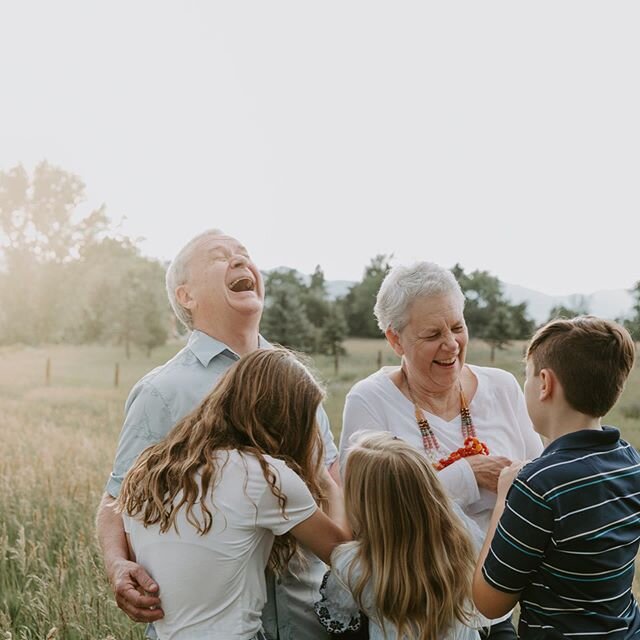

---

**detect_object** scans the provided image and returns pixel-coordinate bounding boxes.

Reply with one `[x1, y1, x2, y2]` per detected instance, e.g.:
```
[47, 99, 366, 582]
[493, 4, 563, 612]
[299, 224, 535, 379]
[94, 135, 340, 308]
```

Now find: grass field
[1, 338, 639, 638]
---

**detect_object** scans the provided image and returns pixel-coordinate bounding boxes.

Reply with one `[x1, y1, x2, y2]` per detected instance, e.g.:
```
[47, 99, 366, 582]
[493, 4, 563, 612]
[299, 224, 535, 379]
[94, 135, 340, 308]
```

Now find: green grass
[1, 338, 639, 637]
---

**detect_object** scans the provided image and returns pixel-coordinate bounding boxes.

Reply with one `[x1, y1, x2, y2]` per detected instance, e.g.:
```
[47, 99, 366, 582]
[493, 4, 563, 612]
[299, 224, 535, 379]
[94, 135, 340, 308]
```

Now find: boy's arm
[473, 462, 552, 619]
[473, 490, 520, 618]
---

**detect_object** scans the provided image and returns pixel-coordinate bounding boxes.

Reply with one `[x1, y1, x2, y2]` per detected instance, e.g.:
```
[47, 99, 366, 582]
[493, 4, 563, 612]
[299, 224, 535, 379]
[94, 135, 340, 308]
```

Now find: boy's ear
[539, 368, 555, 401]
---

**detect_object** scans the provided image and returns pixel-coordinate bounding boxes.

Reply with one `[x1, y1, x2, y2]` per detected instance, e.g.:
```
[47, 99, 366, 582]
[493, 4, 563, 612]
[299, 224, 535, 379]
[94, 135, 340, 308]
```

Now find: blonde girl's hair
[342, 432, 476, 640]
[117, 347, 326, 575]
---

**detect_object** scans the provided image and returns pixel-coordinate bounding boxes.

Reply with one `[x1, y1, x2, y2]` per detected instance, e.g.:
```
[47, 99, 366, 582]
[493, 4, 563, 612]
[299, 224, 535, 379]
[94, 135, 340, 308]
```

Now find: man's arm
[96, 493, 164, 622]
[98, 381, 174, 622]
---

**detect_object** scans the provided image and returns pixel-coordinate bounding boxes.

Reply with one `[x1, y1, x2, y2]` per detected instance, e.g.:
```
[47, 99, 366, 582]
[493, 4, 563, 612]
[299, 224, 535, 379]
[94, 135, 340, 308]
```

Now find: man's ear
[539, 368, 555, 401]
[175, 284, 196, 311]
[385, 327, 404, 357]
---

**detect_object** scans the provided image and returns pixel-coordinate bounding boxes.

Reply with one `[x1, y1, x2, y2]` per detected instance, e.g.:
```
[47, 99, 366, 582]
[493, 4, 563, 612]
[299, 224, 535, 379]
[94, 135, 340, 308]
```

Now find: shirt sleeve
[452, 502, 485, 555]
[438, 459, 482, 508]
[316, 405, 338, 467]
[256, 460, 318, 535]
[482, 474, 553, 593]
[314, 545, 363, 634]
[339, 391, 387, 473]
[105, 381, 174, 497]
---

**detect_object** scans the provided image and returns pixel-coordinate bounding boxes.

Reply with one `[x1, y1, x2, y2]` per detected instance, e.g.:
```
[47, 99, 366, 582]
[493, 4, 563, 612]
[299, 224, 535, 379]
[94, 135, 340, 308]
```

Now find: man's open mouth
[229, 277, 256, 292]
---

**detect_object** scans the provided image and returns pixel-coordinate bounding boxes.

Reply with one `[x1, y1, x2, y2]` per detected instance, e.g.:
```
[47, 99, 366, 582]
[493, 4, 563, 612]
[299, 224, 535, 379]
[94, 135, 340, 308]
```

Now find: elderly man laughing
[96, 229, 340, 640]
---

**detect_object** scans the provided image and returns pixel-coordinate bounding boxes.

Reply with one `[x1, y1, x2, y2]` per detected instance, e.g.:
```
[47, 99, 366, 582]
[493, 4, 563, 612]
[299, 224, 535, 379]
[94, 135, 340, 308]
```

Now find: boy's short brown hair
[526, 316, 636, 417]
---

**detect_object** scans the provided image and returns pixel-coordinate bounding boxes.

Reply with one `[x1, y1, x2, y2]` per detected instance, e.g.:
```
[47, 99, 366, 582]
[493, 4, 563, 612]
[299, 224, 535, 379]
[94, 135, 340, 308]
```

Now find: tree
[0, 162, 109, 344]
[318, 303, 348, 373]
[484, 306, 516, 362]
[341, 254, 392, 337]
[546, 299, 589, 324]
[260, 266, 348, 356]
[0, 161, 108, 262]
[261, 283, 315, 351]
[0, 161, 170, 351]
[453, 264, 535, 354]
[623, 280, 640, 341]
[71, 238, 169, 356]
[304, 265, 330, 329]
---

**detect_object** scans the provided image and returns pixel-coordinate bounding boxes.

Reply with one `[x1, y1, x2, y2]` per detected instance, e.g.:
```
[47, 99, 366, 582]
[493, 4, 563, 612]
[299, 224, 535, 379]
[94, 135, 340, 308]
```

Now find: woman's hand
[465, 455, 512, 492]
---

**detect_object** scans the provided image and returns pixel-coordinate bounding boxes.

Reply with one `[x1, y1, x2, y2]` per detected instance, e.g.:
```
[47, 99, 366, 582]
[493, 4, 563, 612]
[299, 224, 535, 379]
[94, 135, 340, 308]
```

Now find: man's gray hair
[166, 229, 225, 330]
[373, 261, 465, 333]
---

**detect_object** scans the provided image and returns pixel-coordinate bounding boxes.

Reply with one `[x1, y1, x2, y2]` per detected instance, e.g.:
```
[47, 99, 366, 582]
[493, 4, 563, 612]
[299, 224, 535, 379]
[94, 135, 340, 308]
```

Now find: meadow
[1, 338, 639, 639]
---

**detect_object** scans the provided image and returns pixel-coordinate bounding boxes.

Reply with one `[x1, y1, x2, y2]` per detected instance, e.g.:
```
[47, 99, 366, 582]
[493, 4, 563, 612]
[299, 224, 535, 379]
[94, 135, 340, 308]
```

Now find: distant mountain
[325, 280, 353, 299]
[501, 283, 634, 324]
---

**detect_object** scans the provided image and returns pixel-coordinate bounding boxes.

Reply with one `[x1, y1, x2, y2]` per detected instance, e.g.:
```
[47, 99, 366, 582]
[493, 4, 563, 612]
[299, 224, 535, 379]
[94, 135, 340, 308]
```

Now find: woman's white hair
[166, 228, 225, 330]
[373, 261, 465, 333]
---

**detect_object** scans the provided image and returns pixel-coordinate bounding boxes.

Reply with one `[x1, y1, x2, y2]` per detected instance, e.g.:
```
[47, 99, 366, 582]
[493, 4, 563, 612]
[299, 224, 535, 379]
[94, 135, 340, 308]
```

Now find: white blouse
[339, 364, 543, 533]
[124, 451, 317, 640]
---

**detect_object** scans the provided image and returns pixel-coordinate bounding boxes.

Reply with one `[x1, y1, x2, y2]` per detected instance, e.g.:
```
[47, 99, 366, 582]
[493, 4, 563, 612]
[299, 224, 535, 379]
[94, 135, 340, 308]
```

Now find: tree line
[0, 162, 168, 356]
[2, 162, 639, 358]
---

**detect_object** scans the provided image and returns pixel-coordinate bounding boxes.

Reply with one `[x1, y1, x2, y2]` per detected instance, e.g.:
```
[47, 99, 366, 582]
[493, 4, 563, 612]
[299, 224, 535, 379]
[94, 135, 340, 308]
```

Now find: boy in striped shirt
[473, 316, 640, 639]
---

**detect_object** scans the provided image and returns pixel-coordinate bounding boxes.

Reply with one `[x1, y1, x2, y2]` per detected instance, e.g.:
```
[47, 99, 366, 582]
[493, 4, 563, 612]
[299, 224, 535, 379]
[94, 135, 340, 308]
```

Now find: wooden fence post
[45, 357, 51, 386]
[376, 350, 382, 369]
[114, 363, 120, 388]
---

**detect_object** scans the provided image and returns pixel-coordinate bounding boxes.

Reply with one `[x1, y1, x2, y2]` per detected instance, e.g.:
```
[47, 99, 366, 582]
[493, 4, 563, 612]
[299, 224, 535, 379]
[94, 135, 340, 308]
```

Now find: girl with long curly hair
[118, 348, 349, 640]
[315, 432, 486, 640]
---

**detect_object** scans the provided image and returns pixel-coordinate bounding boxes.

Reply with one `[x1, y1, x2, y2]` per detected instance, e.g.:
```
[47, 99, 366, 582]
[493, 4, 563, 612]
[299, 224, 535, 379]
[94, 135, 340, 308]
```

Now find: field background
[1, 338, 639, 639]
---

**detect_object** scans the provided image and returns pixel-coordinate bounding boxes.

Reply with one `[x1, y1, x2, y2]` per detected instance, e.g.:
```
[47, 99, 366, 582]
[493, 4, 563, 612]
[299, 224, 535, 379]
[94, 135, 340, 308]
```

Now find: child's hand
[497, 461, 525, 500]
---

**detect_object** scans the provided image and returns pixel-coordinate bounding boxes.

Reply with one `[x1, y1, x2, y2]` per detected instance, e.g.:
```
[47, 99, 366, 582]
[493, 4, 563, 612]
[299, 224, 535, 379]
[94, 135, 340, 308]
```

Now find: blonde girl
[315, 432, 485, 640]
[118, 348, 349, 640]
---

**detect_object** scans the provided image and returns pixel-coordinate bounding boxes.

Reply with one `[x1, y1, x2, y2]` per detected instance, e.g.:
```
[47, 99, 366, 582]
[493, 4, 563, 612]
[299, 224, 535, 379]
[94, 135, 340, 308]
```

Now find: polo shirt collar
[543, 425, 620, 456]
[188, 329, 271, 367]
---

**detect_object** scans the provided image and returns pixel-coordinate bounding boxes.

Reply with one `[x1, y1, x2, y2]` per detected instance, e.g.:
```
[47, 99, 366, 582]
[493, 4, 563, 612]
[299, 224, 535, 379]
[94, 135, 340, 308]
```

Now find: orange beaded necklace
[402, 367, 489, 471]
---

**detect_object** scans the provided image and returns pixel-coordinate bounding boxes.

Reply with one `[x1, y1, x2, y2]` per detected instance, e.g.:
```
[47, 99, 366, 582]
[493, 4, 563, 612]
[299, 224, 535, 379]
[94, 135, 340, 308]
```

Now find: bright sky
[1, 1, 639, 296]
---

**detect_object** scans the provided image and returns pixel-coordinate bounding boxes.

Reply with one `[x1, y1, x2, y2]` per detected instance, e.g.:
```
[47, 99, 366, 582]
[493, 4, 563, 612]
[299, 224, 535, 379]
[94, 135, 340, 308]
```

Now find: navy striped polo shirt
[482, 426, 640, 639]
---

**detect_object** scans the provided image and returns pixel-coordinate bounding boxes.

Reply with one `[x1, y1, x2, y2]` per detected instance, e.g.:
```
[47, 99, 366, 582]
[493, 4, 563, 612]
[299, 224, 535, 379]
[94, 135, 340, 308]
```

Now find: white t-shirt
[123, 451, 317, 640]
[339, 365, 543, 532]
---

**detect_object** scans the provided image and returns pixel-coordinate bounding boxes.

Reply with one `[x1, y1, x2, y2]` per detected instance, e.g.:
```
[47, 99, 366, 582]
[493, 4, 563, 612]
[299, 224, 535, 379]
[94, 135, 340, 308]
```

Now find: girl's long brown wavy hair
[341, 432, 477, 640]
[117, 347, 326, 574]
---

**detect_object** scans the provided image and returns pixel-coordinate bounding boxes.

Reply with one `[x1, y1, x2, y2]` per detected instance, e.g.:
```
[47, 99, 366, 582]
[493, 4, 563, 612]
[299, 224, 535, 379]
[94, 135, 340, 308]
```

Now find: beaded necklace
[402, 367, 489, 471]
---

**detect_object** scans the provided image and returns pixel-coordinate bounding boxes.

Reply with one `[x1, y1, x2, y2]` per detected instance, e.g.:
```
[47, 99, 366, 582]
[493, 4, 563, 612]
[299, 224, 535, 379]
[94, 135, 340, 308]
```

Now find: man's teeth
[436, 358, 456, 365]
[229, 277, 255, 292]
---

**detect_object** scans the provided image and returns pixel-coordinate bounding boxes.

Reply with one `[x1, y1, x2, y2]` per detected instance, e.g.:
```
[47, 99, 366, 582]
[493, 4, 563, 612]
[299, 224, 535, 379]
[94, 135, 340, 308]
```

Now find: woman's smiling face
[387, 293, 468, 393]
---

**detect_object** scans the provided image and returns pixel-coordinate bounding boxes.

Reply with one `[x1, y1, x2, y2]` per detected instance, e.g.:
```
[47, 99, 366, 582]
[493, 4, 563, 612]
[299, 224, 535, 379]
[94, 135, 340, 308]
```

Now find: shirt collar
[187, 329, 271, 367]
[542, 425, 620, 456]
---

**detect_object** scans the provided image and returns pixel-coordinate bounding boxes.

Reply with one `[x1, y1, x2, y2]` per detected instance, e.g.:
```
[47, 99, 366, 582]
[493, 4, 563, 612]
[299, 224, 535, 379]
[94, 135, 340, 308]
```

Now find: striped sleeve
[482, 476, 554, 593]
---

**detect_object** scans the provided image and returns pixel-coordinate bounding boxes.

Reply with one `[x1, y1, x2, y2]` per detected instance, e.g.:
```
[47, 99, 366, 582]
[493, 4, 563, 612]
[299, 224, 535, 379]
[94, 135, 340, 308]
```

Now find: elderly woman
[339, 261, 543, 640]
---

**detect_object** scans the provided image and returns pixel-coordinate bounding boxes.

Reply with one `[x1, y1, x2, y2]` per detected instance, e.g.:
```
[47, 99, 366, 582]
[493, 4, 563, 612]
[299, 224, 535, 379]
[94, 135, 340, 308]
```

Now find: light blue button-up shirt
[107, 329, 338, 640]
[107, 330, 337, 497]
